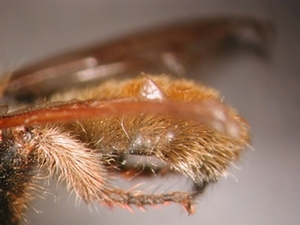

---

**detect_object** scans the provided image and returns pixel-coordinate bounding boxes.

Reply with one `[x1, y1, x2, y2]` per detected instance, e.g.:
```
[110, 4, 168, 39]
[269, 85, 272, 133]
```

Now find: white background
[1, 1, 299, 224]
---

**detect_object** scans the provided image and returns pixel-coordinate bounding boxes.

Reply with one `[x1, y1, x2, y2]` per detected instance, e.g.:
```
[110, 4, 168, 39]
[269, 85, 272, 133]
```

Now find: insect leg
[100, 186, 201, 214]
[31, 126, 202, 214]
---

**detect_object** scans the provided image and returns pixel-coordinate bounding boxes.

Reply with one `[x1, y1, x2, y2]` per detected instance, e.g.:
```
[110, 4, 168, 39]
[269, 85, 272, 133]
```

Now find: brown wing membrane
[5, 17, 274, 101]
[0, 98, 244, 139]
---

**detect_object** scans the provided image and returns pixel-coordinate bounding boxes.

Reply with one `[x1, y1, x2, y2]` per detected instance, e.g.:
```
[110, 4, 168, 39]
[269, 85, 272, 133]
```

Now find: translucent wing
[5, 17, 273, 101]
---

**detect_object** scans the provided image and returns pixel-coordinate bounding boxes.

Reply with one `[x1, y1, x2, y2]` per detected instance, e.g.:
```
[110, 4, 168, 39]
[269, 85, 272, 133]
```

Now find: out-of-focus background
[1, 1, 299, 225]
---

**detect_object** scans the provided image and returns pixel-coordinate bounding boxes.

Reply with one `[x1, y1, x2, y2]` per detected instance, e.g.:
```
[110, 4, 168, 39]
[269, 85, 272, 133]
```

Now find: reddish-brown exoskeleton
[0, 17, 272, 225]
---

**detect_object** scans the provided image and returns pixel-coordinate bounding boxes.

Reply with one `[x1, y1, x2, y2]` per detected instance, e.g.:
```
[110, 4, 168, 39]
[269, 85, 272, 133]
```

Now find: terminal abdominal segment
[0, 75, 250, 224]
